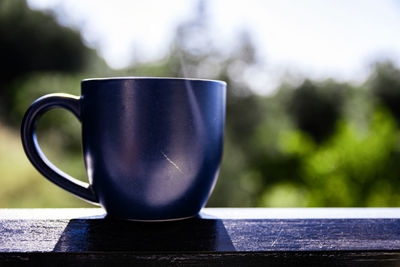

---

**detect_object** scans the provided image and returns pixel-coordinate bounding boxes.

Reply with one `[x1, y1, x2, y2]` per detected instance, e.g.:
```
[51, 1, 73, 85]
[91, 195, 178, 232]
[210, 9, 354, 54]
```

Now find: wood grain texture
[1, 208, 400, 266]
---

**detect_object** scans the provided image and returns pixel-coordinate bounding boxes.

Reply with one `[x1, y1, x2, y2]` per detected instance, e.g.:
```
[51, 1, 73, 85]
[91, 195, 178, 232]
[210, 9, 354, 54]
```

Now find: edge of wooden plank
[0, 208, 400, 220]
[200, 208, 400, 219]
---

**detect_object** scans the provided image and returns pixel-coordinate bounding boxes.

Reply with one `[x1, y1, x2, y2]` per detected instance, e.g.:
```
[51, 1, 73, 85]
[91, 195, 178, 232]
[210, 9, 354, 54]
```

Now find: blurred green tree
[370, 61, 400, 123]
[288, 80, 345, 143]
[0, 0, 92, 124]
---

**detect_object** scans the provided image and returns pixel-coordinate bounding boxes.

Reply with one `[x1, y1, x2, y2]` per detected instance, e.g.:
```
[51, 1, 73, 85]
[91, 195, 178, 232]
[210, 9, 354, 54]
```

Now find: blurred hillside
[2, 0, 400, 207]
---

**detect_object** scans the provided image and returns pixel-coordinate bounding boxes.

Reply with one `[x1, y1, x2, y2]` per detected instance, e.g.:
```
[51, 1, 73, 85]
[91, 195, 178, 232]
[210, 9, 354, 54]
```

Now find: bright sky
[27, 0, 400, 94]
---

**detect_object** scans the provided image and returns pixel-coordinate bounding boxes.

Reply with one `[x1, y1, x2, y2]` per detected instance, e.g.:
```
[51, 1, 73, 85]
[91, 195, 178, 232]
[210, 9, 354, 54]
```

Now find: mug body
[81, 78, 226, 220]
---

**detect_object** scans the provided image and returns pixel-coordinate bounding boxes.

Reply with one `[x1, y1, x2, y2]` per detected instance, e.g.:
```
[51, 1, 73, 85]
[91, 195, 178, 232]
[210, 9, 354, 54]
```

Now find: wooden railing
[1, 208, 400, 266]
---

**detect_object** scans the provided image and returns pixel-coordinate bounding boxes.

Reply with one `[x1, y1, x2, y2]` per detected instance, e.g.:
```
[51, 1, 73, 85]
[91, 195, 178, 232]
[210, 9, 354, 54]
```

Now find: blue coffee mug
[21, 77, 226, 221]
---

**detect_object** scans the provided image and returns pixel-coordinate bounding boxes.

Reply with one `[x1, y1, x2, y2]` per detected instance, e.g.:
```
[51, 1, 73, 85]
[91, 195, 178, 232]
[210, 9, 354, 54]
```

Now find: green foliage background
[2, 0, 400, 208]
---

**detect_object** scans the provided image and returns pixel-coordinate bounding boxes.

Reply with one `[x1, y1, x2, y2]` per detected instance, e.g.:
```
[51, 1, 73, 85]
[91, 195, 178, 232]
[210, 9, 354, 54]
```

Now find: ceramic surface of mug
[21, 77, 226, 221]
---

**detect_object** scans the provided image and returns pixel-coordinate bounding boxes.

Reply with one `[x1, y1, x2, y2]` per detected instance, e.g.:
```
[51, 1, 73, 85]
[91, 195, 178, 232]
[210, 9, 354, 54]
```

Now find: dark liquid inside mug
[21, 77, 226, 221]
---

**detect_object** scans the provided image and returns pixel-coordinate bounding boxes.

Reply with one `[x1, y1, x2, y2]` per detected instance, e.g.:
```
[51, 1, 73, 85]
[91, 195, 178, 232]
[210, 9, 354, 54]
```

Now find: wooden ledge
[1, 208, 400, 266]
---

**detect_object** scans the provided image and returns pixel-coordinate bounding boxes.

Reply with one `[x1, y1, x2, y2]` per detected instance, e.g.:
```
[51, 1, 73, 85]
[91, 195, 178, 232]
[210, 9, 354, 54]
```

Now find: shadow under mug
[21, 77, 226, 221]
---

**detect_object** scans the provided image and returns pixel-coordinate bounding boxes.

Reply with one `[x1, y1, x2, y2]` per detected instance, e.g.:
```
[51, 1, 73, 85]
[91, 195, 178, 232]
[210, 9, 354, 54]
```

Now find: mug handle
[21, 93, 99, 204]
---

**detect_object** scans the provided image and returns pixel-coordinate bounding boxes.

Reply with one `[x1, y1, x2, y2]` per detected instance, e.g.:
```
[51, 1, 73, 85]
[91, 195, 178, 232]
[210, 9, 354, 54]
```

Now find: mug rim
[82, 77, 226, 86]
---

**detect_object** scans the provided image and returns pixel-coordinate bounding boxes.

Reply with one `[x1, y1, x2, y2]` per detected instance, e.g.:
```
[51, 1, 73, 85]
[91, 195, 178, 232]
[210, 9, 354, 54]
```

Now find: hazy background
[2, 0, 400, 207]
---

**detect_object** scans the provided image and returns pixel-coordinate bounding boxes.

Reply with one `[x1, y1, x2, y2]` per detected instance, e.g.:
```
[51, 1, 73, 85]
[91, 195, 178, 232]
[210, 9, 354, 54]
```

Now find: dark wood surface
[1, 208, 400, 266]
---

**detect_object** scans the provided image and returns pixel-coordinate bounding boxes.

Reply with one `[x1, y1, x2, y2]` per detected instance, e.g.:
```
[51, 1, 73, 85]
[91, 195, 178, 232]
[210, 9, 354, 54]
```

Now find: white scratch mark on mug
[161, 151, 184, 174]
